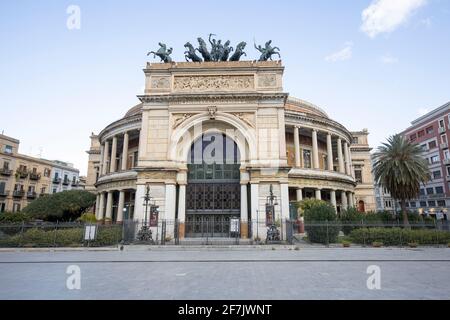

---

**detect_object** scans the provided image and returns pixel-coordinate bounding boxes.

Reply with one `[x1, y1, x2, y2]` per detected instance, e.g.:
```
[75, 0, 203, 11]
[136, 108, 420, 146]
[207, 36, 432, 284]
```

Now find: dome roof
[124, 103, 143, 118]
[285, 97, 329, 118]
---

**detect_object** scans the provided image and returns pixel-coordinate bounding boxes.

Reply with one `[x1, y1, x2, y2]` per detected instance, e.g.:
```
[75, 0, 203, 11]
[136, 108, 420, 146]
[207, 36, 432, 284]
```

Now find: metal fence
[1, 219, 449, 247]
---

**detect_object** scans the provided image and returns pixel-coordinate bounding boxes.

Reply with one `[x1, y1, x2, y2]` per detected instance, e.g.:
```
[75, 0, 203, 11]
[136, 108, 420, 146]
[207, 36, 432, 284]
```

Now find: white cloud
[361, 0, 427, 38]
[419, 17, 432, 28]
[325, 42, 353, 62]
[418, 108, 429, 116]
[380, 54, 398, 64]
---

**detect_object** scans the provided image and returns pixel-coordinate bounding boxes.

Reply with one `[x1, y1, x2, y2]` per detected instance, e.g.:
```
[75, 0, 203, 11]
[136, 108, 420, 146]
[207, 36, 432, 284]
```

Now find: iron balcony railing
[29, 172, 41, 181]
[71, 181, 79, 187]
[0, 190, 9, 197]
[53, 177, 61, 184]
[0, 168, 12, 176]
[62, 179, 70, 186]
[16, 170, 28, 179]
[13, 190, 25, 198]
[26, 191, 37, 199]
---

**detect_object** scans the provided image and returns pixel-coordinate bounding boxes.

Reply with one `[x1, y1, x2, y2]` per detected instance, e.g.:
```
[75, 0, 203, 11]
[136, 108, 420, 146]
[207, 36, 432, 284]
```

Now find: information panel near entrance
[185, 133, 240, 237]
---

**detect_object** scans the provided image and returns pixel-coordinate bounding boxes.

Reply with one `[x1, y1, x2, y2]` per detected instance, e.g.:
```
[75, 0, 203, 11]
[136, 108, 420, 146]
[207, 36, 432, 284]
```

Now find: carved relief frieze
[258, 73, 277, 87]
[173, 75, 254, 92]
[172, 113, 194, 129]
[151, 76, 171, 89]
[231, 112, 255, 128]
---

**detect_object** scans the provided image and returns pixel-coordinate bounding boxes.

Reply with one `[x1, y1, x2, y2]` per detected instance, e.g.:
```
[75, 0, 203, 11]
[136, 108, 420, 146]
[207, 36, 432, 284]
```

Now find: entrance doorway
[185, 133, 241, 237]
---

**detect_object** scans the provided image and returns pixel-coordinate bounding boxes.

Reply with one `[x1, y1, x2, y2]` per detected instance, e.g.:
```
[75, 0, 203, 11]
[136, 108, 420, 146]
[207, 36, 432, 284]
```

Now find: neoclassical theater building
[86, 60, 375, 239]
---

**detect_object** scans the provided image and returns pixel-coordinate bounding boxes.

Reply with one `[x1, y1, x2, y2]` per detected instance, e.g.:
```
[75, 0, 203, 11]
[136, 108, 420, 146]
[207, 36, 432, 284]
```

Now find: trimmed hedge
[349, 227, 450, 246]
[303, 202, 339, 244]
[0, 212, 31, 223]
[0, 225, 122, 247]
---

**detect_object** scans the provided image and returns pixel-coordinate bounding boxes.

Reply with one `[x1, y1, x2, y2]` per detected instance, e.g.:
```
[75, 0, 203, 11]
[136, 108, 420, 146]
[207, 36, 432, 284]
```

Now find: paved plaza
[1, 247, 450, 300]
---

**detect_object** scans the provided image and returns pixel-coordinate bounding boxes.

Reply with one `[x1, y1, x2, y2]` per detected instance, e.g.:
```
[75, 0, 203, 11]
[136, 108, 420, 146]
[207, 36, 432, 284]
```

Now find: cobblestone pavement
[1, 247, 449, 299]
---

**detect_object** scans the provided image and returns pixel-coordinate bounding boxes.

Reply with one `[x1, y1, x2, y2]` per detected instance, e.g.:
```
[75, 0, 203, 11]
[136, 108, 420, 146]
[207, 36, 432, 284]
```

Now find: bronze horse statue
[196, 37, 212, 62]
[147, 42, 173, 63]
[220, 40, 234, 61]
[184, 42, 202, 62]
[229, 41, 247, 61]
[254, 40, 280, 61]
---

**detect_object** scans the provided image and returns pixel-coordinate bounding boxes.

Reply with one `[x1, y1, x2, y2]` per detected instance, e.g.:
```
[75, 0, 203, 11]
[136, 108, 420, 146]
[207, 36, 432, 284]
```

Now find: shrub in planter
[372, 241, 383, 247]
[350, 228, 450, 246]
[408, 242, 418, 248]
[304, 202, 339, 244]
[92, 226, 122, 246]
[341, 240, 351, 247]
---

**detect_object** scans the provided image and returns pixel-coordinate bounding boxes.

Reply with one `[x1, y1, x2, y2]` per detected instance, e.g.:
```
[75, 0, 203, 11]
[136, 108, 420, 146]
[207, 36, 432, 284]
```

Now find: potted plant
[342, 240, 351, 248]
[408, 242, 418, 248]
[372, 241, 383, 248]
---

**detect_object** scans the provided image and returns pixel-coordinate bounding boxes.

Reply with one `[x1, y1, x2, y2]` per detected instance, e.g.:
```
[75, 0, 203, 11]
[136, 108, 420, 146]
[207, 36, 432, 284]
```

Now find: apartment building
[0, 134, 80, 212]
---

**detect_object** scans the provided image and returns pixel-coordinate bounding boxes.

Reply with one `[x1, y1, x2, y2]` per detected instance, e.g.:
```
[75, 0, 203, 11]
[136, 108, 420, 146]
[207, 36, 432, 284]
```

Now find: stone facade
[0, 134, 81, 212]
[87, 61, 375, 239]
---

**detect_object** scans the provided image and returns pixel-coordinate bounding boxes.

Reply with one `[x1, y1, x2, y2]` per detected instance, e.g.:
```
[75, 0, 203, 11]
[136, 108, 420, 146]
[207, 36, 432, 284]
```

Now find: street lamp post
[136, 184, 156, 243]
[266, 184, 280, 242]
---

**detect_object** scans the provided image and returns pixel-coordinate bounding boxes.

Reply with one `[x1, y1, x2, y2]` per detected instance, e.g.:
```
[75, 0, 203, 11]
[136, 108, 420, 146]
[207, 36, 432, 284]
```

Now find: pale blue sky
[1, 0, 449, 175]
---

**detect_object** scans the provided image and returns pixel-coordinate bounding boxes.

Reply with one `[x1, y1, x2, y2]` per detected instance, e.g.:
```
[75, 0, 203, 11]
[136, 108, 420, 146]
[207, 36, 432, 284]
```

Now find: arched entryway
[185, 133, 241, 237]
[358, 200, 365, 212]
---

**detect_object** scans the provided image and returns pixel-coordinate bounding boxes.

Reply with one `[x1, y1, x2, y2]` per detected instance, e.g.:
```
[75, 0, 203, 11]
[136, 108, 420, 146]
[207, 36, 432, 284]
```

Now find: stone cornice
[284, 110, 353, 142]
[96, 170, 138, 187]
[289, 168, 356, 186]
[98, 114, 142, 143]
[137, 92, 288, 105]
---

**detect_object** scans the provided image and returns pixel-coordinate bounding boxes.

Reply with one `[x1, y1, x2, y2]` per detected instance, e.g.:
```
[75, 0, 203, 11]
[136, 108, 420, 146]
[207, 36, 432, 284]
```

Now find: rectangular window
[410, 202, 417, 208]
[426, 187, 434, 195]
[303, 150, 311, 168]
[13, 203, 20, 212]
[410, 134, 417, 142]
[0, 182, 5, 194]
[3, 162, 9, 170]
[352, 137, 359, 144]
[430, 155, 439, 164]
[53, 188, 57, 194]
[133, 151, 139, 167]
[439, 119, 445, 128]
[433, 170, 442, 179]
[41, 187, 46, 194]
[438, 200, 446, 207]
[4, 145, 13, 154]
[418, 130, 425, 138]
[426, 126, 434, 134]
[355, 169, 363, 183]
[420, 188, 425, 195]
[420, 201, 427, 207]
[435, 186, 444, 194]
[441, 134, 447, 144]
[428, 200, 436, 207]
[428, 141, 437, 149]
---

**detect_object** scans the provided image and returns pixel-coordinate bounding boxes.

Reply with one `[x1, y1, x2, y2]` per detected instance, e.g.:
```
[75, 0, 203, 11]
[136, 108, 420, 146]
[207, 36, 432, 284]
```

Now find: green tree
[22, 190, 96, 221]
[372, 135, 429, 226]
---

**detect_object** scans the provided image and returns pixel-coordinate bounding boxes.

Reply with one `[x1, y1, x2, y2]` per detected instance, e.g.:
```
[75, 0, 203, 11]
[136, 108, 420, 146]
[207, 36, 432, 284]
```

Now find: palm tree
[372, 134, 429, 226]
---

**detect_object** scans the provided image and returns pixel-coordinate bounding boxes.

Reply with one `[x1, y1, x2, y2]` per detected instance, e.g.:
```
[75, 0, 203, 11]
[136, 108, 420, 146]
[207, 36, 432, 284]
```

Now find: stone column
[165, 184, 176, 222]
[117, 190, 125, 223]
[341, 191, 348, 211]
[327, 133, 334, 171]
[105, 191, 113, 222]
[337, 138, 345, 173]
[240, 183, 248, 239]
[315, 188, 322, 200]
[296, 187, 303, 202]
[250, 183, 259, 239]
[344, 142, 351, 175]
[97, 192, 105, 220]
[330, 189, 337, 211]
[102, 140, 109, 175]
[99, 145, 104, 177]
[312, 129, 319, 169]
[110, 136, 118, 173]
[95, 194, 101, 220]
[348, 192, 354, 208]
[121, 132, 129, 171]
[294, 126, 301, 168]
[280, 183, 290, 220]
[178, 184, 186, 239]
